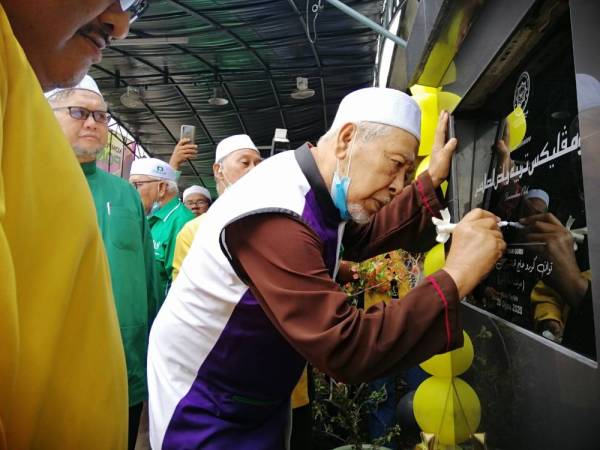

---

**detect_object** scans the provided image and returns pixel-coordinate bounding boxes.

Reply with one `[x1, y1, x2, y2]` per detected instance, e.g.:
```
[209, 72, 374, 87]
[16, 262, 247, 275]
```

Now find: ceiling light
[120, 86, 145, 109]
[291, 77, 315, 100]
[208, 87, 229, 106]
[271, 128, 291, 156]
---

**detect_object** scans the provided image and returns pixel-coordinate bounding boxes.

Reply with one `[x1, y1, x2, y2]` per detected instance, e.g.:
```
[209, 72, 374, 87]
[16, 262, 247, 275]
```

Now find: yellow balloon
[420, 332, 474, 377]
[440, 61, 457, 86]
[505, 106, 527, 151]
[410, 89, 438, 156]
[410, 85, 438, 97]
[415, 156, 448, 196]
[438, 90, 462, 114]
[413, 377, 481, 445]
[447, 10, 466, 50]
[419, 42, 453, 87]
[416, 156, 430, 177]
[424, 243, 445, 276]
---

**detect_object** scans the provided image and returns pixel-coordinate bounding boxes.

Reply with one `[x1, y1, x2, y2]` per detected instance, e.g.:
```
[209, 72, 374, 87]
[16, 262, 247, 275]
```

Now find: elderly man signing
[147, 87, 506, 449]
[129, 158, 194, 302]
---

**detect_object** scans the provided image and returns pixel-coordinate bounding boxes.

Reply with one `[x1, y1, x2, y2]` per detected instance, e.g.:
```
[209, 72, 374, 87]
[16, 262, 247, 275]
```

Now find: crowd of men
[0, 1, 506, 449]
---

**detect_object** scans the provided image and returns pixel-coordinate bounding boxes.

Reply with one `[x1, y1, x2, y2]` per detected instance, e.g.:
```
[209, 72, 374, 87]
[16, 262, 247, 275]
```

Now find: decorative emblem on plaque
[513, 71, 531, 112]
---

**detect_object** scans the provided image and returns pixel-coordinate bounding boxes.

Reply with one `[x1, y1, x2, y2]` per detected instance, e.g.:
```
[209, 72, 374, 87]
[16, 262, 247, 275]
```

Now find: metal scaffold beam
[324, 0, 407, 48]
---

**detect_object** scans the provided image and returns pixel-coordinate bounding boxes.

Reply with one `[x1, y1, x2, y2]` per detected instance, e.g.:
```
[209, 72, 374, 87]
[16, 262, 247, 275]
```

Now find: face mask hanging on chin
[331, 170, 351, 220]
[331, 128, 359, 221]
[149, 201, 161, 216]
[221, 168, 233, 190]
[148, 183, 162, 216]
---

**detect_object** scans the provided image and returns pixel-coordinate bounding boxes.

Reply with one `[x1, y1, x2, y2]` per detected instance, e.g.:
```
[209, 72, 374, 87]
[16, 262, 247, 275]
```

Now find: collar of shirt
[149, 196, 182, 222]
[294, 143, 342, 226]
[80, 161, 97, 175]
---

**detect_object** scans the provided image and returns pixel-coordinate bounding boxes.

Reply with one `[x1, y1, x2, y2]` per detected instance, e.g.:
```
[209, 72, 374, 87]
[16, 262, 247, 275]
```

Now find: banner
[96, 131, 136, 179]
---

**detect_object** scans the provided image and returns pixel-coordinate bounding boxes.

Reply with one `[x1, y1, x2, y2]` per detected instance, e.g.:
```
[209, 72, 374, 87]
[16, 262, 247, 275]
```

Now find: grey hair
[318, 121, 395, 145]
[165, 180, 179, 195]
[141, 177, 179, 195]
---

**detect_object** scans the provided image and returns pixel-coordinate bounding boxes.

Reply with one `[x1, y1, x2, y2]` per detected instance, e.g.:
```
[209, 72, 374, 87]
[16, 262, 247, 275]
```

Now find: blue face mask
[331, 169, 351, 220]
[330, 129, 358, 221]
[148, 201, 161, 216]
[147, 184, 161, 217]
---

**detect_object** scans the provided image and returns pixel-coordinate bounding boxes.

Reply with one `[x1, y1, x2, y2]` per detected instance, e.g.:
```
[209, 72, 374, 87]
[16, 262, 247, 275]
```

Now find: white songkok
[45, 74, 103, 100]
[183, 185, 212, 202]
[129, 158, 177, 182]
[526, 189, 550, 208]
[330, 87, 421, 141]
[215, 134, 259, 163]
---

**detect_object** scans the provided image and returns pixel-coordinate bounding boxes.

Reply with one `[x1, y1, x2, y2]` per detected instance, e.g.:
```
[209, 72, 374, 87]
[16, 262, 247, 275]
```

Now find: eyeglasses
[120, 0, 149, 23]
[52, 106, 112, 124]
[131, 180, 161, 189]
[185, 199, 210, 207]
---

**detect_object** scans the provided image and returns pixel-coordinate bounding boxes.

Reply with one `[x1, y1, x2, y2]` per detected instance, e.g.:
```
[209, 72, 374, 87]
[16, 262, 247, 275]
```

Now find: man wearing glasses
[129, 158, 194, 303]
[48, 75, 160, 450]
[182, 185, 212, 217]
[0, 1, 147, 448]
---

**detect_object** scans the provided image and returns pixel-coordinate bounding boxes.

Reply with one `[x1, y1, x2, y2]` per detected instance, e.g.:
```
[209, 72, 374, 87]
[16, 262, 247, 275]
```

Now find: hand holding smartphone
[180, 124, 196, 143]
[169, 125, 198, 170]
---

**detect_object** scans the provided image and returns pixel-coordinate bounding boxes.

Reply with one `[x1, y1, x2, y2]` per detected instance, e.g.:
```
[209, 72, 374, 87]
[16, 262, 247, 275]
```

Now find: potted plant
[312, 370, 401, 450]
[314, 250, 420, 449]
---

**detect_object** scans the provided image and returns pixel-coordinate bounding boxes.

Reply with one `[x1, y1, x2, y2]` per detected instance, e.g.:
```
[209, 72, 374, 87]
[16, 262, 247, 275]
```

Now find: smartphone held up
[180, 124, 196, 143]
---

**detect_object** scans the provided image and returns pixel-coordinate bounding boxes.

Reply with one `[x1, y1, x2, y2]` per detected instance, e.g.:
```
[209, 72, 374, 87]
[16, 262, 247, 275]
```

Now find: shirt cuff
[415, 171, 446, 219]
[425, 269, 463, 352]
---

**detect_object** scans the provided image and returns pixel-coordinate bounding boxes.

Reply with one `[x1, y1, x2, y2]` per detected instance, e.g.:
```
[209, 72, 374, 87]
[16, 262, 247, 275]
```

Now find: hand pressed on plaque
[427, 111, 458, 189]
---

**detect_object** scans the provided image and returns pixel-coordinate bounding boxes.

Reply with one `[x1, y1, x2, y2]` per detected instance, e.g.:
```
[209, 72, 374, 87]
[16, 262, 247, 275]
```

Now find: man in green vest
[129, 157, 194, 301]
[47, 74, 160, 450]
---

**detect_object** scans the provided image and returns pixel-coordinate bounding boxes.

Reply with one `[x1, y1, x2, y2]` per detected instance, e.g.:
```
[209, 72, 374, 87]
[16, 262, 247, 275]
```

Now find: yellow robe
[172, 213, 204, 280]
[0, 7, 127, 449]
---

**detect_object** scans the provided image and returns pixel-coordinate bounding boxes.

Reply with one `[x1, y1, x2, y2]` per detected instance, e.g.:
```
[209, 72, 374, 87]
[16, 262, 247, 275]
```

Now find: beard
[73, 144, 102, 159]
[347, 202, 372, 224]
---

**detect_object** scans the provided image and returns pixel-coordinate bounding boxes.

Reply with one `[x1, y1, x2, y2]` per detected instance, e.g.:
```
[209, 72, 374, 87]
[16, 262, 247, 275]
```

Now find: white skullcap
[45, 74, 103, 100]
[330, 87, 421, 140]
[215, 134, 259, 163]
[129, 158, 177, 182]
[526, 189, 550, 207]
[183, 185, 212, 202]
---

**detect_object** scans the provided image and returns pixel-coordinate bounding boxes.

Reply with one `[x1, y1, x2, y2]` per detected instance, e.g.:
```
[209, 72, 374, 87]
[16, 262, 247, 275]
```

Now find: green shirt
[148, 196, 194, 301]
[82, 162, 160, 406]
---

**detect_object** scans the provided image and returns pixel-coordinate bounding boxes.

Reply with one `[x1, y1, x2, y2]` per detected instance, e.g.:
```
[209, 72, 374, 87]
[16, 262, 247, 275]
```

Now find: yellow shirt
[291, 367, 310, 409]
[531, 270, 592, 326]
[172, 214, 205, 280]
[0, 7, 127, 450]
